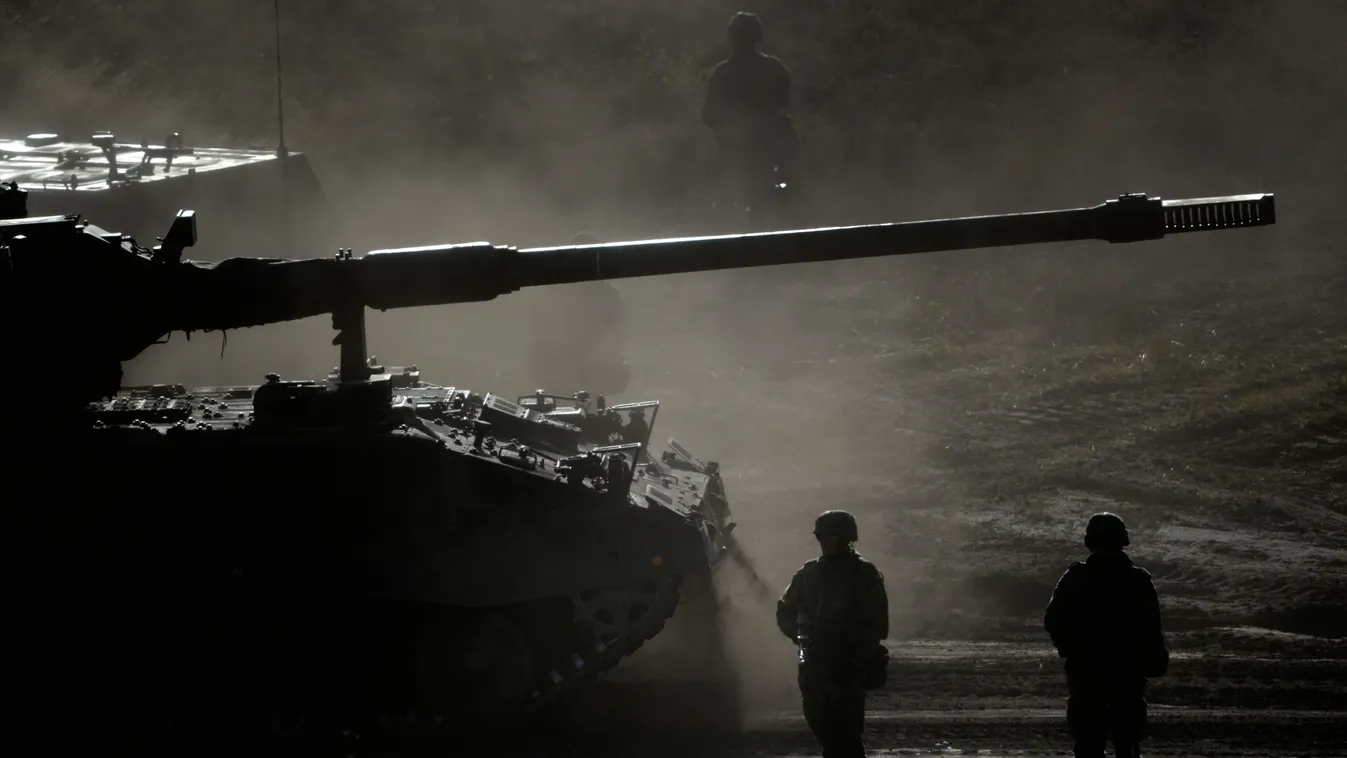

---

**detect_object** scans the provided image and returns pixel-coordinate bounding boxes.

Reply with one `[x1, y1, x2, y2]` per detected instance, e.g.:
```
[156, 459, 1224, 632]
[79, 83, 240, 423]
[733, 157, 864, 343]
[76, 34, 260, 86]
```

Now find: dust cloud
[4, 0, 1345, 723]
[713, 543, 806, 726]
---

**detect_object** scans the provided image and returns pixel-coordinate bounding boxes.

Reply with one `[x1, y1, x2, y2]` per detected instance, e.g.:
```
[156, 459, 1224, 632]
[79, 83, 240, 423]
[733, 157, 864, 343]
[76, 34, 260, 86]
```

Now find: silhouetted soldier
[621, 407, 650, 446]
[525, 231, 630, 396]
[1, 181, 27, 220]
[700, 13, 799, 374]
[776, 510, 889, 758]
[701, 12, 797, 208]
[1044, 512, 1170, 758]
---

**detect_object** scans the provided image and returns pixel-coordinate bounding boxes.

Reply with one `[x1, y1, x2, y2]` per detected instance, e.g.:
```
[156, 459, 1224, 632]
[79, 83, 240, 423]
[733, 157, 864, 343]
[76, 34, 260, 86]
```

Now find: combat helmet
[813, 509, 858, 543]
[1084, 512, 1130, 550]
[727, 11, 763, 47]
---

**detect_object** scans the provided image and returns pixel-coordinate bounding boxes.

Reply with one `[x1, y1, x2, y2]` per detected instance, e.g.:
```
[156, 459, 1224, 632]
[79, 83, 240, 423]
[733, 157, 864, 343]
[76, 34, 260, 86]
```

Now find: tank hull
[9, 391, 730, 751]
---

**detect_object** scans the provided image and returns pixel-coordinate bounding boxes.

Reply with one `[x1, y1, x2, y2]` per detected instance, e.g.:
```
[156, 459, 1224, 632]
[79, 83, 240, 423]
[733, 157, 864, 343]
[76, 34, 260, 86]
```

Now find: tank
[0, 184, 1275, 751]
[0, 130, 332, 257]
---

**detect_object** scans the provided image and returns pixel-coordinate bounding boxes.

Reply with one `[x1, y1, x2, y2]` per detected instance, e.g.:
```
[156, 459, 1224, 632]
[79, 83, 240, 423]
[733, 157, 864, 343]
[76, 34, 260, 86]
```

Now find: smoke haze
[4, 0, 1344, 726]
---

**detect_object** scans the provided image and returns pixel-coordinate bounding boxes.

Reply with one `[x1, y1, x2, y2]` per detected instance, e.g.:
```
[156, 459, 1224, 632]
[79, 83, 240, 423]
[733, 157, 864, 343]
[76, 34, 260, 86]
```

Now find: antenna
[273, 0, 288, 159]
[272, 0, 293, 256]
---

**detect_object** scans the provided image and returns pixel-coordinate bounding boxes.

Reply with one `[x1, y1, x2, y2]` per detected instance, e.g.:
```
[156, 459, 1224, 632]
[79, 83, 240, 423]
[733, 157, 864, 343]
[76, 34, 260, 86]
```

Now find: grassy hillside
[4, 1, 1344, 652]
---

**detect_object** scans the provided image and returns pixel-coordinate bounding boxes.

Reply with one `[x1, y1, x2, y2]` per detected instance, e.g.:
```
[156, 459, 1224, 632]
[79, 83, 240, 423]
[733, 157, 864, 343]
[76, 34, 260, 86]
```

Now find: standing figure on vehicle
[700, 12, 802, 377]
[701, 11, 797, 219]
[1044, 512, 1170, 758]
[525, 231, 630, 396]
[776, 510, 889, 758]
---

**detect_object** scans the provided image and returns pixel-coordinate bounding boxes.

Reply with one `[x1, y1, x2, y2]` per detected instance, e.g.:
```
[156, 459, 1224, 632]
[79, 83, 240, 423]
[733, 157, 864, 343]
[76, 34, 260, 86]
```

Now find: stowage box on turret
[0, 184, 1275, 751]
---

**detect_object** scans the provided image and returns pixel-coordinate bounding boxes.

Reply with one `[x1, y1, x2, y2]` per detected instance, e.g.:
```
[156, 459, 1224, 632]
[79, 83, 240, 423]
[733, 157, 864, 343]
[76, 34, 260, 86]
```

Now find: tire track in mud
[313, 708, 1347, 757]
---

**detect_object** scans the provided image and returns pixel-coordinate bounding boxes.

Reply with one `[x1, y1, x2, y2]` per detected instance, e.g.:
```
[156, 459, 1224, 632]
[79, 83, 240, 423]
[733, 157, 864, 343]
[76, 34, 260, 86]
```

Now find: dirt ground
[318, 706, 1345, 758]
[485, 640, 1346, 757]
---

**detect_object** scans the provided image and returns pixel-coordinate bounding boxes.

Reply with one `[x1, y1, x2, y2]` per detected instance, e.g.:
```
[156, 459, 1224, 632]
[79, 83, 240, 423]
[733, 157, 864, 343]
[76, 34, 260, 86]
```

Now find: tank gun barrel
[351, 192, 1276, 314]
[509, 193, 1275, 289]
[0, 191, 1277, 400]
[290, 191, 1276, 381]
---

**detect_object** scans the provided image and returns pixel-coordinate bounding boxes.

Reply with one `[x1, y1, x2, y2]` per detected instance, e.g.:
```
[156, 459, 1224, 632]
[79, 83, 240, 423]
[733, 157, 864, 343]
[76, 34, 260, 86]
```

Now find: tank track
[126, 572, 688, 752]
[518, 573, 684, 721]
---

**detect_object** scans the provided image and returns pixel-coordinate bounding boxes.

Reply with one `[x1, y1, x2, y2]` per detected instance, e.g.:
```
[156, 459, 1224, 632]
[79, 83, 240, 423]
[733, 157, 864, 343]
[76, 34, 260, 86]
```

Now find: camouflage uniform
[1044, 513, 1169, 758]
[776, 510, 889, 758]
[701, 13, 797, 201]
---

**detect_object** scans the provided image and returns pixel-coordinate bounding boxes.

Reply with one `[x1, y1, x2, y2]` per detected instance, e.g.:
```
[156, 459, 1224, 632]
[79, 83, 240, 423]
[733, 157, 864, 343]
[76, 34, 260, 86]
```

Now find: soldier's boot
[1113, 740, 1142, 758]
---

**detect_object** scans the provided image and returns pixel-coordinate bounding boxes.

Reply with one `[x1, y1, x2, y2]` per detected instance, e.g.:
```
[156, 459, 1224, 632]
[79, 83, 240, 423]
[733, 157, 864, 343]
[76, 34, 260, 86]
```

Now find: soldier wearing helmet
[525, 231, 630, 396]
[701, 12, 797, 207]
[1044, 512, 1170, 758]
[776, 510, 889, 758]
[621, 407, 650, 446]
